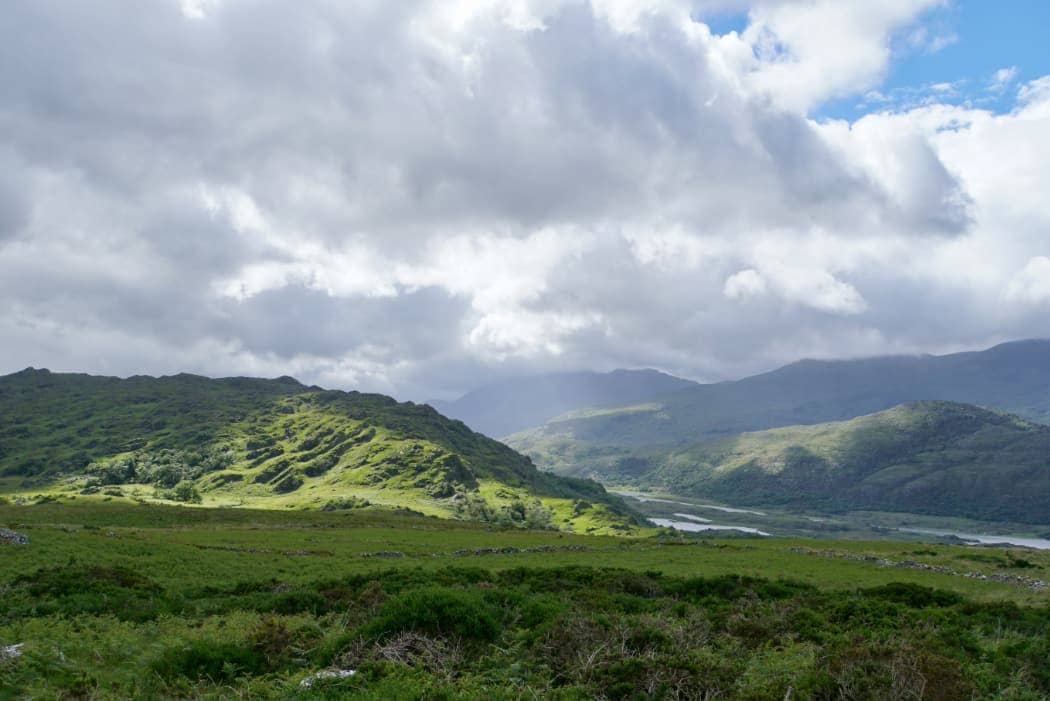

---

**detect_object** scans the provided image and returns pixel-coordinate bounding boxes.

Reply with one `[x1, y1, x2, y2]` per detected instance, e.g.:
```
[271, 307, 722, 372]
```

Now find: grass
[3, 502, 1049, 602]
[1, 502, 1049, 699]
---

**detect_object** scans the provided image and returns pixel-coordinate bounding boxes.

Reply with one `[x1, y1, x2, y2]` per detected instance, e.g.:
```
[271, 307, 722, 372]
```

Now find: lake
[650, 518, 772, 536]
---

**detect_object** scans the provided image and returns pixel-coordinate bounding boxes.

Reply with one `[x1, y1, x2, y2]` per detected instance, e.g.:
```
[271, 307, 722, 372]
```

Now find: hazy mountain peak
[429, 368, 697, 438]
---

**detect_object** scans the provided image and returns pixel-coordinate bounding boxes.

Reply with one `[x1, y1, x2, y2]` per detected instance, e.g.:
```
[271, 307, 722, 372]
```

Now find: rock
[0, 528, 28, 545]
[299, 669, 356, 688]
[1, 643, 24, 661]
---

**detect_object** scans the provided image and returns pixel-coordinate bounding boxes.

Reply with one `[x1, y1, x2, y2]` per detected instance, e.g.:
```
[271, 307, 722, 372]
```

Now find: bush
[365, 587, 500, 643]
[13, 565, 169, 620]
[161, 480, 202, 503]
[268, 589, 327, 615]
[321, 496, 371, 511]
[150, 640, 265, 682]
[861, 582, 962, 608]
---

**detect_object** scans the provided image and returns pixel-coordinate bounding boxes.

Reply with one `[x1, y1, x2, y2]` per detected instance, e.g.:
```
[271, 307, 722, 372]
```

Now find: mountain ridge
[508, 339, 1050, 451]
[429, 367, 697, 438]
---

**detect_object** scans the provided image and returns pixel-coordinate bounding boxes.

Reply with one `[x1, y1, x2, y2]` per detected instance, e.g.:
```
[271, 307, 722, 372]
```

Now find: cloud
[992, 66, 1018, 92]
[741, 0, 945, 113]
[724, 264, 867, 315]
[0, 1, 1047, 399]
[0, 175, 30, 242]
[1005, 257, 1050, 306]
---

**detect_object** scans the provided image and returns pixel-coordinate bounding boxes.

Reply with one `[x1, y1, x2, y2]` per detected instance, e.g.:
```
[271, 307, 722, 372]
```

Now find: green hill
[0, 369, 640, 533]
[543, 401, 1050, 523]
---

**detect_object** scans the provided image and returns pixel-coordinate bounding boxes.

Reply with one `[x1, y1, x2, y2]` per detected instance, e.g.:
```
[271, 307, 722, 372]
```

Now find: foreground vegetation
[1, 503, 1048, 699]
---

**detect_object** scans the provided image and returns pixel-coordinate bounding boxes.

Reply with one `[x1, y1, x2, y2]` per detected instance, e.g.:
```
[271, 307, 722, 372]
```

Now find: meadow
[2, 501, 1049, 699]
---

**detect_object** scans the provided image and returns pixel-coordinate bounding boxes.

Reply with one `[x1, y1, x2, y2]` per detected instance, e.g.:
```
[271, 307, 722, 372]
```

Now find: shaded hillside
[0, 369, 639, 533]
[555, 402, 1050, 523]
[429, 369, 696, 438]
[509, 339, 1050, 452]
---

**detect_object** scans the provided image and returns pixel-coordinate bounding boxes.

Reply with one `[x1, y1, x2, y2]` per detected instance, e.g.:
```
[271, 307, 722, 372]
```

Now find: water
[690, 504, 766, 516]
[673, 512, 712, 523]
[612, 490, 694, 507]
[650, 518, 772, 536]
[613, 490, 766, 515]
[615, 490, 1049, 548]
[899, 528, 1050, 550]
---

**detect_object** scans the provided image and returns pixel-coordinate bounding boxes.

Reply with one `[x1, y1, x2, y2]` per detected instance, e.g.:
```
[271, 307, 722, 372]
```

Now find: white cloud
[992, 66, 1018, 91]
[0, 1, 1048, 399]
[724, 268, 768, 299]
[741, 0, 944, 113]
[1018, 76, 1050, 108]
[178, 0, 220, 20]
[725, 264, 867, 315]
[1005, 257, 1050, 305]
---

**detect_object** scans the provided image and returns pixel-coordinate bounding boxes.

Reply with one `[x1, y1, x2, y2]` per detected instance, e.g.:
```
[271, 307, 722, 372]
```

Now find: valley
[6, 3, 1050, 697]
[516, 401, 1050, 524]
[613, 489, 1050, 549]
[2, 347, 1049, 699]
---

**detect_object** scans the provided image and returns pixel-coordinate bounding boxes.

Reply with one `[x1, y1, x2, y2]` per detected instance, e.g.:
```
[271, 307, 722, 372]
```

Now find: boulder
[0, 528, 28, 545]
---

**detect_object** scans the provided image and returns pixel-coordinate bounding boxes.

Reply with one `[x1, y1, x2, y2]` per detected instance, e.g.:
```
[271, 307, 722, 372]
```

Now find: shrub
[171, 480, 203, 503]
[268, 589, 328, 615]
[365, 587, 500, 643]
[150, 640, 265, 682]
[320, 496, 371, 511]
[14, 565, 169, 620]
[247, 616, 295, 667]
[861, 582, 962, 608]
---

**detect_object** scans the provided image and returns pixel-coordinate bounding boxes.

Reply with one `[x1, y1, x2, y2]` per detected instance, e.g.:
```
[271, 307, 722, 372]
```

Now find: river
[898, 528, 1050, 550]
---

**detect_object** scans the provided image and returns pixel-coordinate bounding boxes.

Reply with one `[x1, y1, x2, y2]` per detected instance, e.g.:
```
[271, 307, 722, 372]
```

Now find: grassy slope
[0, 369, 639, 533]
[1, 502, 1048, 699]
[529, 402, 1050, 523]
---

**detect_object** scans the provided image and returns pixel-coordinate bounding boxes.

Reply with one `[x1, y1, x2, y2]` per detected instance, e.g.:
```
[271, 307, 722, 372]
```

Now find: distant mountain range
[541, 401, 1050, 523]
[506, 339, 1050, 447]
[0, 369, 640, 533]
[492, 340, 1050, 523]
[429, 368, 696, 439]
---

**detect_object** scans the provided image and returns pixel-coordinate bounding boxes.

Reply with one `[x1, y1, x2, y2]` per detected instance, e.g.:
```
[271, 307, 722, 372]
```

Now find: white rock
[299, 669, 356, 688]
[1, 643, 24, 660]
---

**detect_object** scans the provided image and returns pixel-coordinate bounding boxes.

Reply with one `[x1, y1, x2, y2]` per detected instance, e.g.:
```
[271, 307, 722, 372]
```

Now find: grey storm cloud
[0, 175, 30, 242]
[0, 0, 1047, 399]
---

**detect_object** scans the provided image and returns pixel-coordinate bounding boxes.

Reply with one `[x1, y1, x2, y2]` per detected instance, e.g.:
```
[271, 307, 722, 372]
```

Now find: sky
[1, 0, 1048, 401]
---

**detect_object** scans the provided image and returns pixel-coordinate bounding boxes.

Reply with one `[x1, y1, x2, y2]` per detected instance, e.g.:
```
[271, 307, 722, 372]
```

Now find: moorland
[1, 502, 1049, 699]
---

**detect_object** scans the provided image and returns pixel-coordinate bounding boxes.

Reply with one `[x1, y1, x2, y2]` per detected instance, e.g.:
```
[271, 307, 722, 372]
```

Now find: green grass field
[2, 502, 1049, 699]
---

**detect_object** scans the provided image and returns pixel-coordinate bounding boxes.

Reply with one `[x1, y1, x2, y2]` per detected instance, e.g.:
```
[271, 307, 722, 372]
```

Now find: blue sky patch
[817, 0, 1050, 120]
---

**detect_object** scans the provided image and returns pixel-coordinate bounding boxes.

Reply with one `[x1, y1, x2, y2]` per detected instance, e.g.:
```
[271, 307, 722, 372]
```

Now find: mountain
[429, 368, 697, 438]
[0, 369, 641, 533]
[508, 339, 1050, 455]
[556, 401, 1050, 523]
